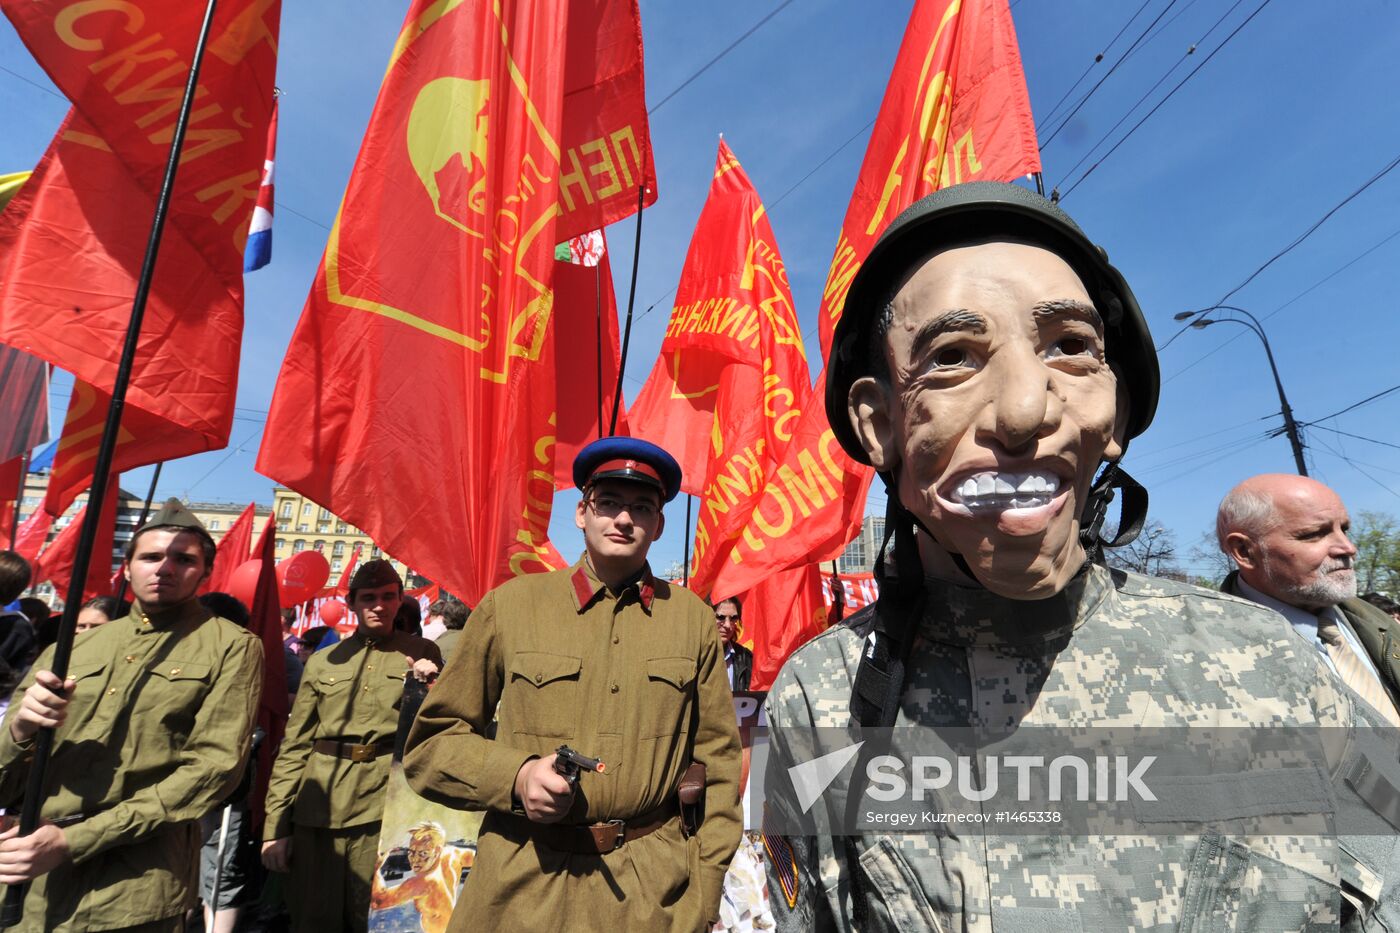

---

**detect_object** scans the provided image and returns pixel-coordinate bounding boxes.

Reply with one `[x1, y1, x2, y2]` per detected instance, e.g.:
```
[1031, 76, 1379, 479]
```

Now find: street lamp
[1172, 305, 1308, 476]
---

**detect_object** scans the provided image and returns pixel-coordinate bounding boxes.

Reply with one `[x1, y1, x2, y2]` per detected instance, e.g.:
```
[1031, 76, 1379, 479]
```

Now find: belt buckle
[603, 818, 625, 852]
[349, 744, 374, 763]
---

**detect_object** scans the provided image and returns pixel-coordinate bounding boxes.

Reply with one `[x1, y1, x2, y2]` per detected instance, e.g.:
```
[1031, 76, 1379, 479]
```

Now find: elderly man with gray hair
[1217, 472, 1400, 725]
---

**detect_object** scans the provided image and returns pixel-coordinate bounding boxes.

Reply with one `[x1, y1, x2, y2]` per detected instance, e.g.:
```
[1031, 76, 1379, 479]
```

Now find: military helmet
[826, 181, 1159, 465]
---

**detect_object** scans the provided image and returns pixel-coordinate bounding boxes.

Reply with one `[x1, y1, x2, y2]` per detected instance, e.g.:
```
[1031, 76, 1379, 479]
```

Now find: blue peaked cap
[573, 437, 682, 503]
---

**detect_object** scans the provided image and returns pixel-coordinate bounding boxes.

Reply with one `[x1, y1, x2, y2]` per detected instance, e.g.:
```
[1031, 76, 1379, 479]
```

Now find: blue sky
[3, 0, 1399, 581]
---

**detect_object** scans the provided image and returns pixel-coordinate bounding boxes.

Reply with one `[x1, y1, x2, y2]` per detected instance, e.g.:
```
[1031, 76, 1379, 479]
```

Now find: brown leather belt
[313, 738, 394, 762]
[528, 798, 679, 854]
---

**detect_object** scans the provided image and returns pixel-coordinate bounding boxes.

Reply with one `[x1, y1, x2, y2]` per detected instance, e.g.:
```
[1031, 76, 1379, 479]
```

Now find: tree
[1352, 511, 1400, 597]
[1105, 520, 1182, 579]
[1187, 528, 1236, 590]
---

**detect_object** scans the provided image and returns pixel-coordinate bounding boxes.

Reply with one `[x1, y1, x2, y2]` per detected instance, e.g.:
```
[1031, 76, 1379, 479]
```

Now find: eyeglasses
[715, 613, 740, 622]
[587, 495, 659, 520]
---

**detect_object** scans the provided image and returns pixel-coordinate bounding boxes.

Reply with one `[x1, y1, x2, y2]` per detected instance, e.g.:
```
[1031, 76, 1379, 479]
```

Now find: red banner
[45, 380, 211, 517]
[711, 0, 1041, 599]
[247, 509, 288, 835]
[206, 501, 257, 594]
[740, 564, 826, 691]
[556, 0, 656, 238]
[655, 141, 810, 596]
[33, 474, 120, 600]
[0, 2, 281, 479]
[551, 236, 629, 488]
[815, 0, 1040, 356]
[12, 507, 54, 563]
[256, 0, 578, 604]
[334, 543, 362, 596]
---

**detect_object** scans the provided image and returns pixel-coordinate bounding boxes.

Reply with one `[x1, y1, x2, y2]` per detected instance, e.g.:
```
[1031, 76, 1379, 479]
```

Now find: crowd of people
[0, 182, 1398, 931]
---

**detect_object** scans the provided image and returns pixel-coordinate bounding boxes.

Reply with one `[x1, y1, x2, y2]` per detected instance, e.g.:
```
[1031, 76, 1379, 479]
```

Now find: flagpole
[609, 179, 647, 435]
[0, 0, 221, 924]
[594, 261, 604, 438]
[112, 461, 163, 605]
[8, 448, 29, 550]
[682, 494, 692, 587]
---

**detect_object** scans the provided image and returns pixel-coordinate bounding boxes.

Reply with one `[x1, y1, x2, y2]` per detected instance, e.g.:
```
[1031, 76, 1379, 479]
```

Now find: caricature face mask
[849, 240, 1129, 599]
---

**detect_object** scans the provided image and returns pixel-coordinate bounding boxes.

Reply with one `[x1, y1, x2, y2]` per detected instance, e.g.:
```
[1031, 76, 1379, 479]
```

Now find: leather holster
[678, 762, 706, 838]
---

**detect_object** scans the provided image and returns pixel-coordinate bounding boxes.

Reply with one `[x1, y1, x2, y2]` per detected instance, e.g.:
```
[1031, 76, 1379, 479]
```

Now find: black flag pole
[112, 461, 163, 605]
[0, 0, 221, 924]
[682, 494, 692, 587]
[594, 261, 604, 439]
[8, 447, 29, 551]
[609, 176, 647, 436]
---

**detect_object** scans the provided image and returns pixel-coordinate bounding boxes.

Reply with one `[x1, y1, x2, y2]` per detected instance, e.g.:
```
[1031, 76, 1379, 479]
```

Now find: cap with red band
[573, 437, 683, 502]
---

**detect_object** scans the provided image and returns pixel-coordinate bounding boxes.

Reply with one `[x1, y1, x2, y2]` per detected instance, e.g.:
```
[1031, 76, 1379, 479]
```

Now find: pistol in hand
[553, 745, 606, 786]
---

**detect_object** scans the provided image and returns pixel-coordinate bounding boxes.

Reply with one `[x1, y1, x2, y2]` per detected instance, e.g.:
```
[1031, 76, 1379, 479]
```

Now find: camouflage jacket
[764, 564, 1400, 932]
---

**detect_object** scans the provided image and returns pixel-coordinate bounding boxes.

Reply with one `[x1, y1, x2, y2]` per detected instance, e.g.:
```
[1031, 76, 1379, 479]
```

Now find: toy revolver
[553, 745, 606, 786]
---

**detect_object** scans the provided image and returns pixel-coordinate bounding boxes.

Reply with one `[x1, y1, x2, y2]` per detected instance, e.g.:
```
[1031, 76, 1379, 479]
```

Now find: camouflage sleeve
[763, 658, 844, 932]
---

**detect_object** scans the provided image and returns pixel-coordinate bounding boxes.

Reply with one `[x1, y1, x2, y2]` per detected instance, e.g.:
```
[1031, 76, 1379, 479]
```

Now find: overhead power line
[647, 0, 796, 116]
[1057, 0, 1273, 200]
[1054, 0, 1246, 192]
[1158, 147, 1400, 355]
[1298, 383, 1400, 427]
[1034, 0, 1153, 133]
[1162, 220, 1400, 383]
[1306, 425, 1400, 454]
[1039, 0, 1183, 150]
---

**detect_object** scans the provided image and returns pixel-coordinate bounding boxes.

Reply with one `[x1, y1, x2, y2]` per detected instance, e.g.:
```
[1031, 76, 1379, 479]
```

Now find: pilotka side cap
[826, 181, 1160, 465]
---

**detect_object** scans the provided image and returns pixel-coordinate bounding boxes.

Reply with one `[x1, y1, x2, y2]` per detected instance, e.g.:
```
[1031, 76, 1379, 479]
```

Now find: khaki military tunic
[0, 600, 263, 932]
[766, 565, 1400, 931]
[263, 629, 440, 931]
[405, 556, 743, 932]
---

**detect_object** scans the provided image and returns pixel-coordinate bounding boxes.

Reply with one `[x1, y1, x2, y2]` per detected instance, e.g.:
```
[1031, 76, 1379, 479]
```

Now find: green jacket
[0, 600, 263, 932]
[263, 629, 441, 838]
[404, 556, 743, 932]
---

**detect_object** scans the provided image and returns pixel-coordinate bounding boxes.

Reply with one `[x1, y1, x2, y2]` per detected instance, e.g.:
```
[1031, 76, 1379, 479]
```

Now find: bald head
[1217, 474, 1357, 610]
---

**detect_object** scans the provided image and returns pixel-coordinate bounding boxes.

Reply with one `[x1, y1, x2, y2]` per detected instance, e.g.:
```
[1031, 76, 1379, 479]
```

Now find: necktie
[1317, 615, 1400, 728]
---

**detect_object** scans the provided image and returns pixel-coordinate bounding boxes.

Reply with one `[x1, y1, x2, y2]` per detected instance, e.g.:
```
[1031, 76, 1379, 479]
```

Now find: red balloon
[276, 551, 331, 606]
[228, 559, 266, 611]
[319, 600, 347, 626]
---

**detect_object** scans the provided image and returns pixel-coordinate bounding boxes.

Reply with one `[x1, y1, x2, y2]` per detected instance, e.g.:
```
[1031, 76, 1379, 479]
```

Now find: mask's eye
[1046, 335, 1095, 359]
[932, 347, 969, 368]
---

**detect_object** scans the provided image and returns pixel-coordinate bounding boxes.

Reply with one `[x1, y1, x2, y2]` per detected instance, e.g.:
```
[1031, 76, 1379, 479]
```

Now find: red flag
[643, 141, 811, 596]
[206, 502, 257, 594]
[0, 2, 281, 482]
[628, 352, 726, 498]
[815, 0, 1040, 356]
[246, 511, 288, 834]
[335, 543, 363, 596]
[0, 455, 19, 543]
[556, 0, 657, 238]
[740, 564, 826, 691]
[551, 234, 629, 488]
[257, 0, 583, 604]
[712, 0, 1041, 599]
[33, 475, 120, 599]
[629, 141, 811, 511]
[13, 506, 55, 564]
[44, 380, 210, 517]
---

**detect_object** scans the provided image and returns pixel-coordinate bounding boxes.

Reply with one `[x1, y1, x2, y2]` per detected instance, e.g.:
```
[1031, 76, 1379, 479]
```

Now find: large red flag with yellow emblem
[0, 2, 281, 491]
[710, 0, 1039, 601]
[258, 0, 650, 604]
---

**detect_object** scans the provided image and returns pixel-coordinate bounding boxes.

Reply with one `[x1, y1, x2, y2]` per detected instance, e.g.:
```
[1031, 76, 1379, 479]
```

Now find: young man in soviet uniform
[765, 182, 1400, 930]
[0, 499, 264, 932]
[405, 437, 742, 932]
[261, 558, 441, 932]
